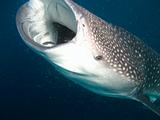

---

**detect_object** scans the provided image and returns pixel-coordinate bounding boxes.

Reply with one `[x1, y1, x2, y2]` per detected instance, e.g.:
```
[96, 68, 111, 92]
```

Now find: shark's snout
[16, 0, 77, 51]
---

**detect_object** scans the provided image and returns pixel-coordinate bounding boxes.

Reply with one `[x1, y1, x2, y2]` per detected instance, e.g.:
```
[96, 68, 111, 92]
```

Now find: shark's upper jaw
[16, 0, 78, 52]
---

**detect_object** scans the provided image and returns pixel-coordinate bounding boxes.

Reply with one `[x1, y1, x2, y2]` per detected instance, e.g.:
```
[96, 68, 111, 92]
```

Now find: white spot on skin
[126, 73, 129, 76]
[135, 50, 138, 53]
[148, 84, 151, 88]
[118, 64, 121, 67]
[154, 79, 157, 83]
[122, 67, 125, 71]
[151, 76, 154, 79]
[153, 67, 156, 70]
[113, 64, 117, 67]
[113, 69, 117, 72]
[120, 50, 123, 53]
[131, 75, 134, 79]
[110, 63, 113, 66]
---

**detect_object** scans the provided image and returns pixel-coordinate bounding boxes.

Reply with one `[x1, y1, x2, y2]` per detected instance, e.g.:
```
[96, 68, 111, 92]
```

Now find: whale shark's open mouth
[16, 0, 77, 50]
[52, 22, 76, 45]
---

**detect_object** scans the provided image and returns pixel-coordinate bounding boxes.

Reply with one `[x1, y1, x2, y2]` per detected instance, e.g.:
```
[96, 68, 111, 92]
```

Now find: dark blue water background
[0, 0, 160, 120]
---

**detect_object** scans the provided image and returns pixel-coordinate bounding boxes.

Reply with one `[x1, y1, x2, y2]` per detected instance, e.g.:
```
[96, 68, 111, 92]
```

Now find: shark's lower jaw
[16, 0, 77, 51]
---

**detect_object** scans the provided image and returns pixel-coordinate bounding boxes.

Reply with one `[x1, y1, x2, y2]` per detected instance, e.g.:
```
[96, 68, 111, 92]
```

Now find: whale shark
[16, 0, 160, 116]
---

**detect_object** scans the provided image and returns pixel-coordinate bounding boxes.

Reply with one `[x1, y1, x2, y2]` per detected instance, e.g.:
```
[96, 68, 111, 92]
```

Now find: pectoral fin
[136, 95, 160, 116]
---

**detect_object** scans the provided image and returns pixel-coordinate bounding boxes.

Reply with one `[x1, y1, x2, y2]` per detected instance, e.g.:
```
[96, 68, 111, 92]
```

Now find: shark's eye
[95, 55, 103, 60]
[82, 24, 85, 27]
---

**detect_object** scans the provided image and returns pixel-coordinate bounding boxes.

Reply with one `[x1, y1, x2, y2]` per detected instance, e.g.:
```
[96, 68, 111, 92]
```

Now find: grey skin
[16, 0, 160, 116]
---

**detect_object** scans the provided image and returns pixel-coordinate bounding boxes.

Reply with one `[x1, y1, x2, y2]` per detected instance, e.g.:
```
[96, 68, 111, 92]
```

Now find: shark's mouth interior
[50, 22, 76, 45]
[16, 0, 77, 50]
[32, 21, 77, 49]
[34, 1, 77, 49]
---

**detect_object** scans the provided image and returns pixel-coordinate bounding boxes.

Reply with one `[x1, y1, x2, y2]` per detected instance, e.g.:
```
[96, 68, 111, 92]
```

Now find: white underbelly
[46, 41, 137, 98]
[53, 62, 137, 98]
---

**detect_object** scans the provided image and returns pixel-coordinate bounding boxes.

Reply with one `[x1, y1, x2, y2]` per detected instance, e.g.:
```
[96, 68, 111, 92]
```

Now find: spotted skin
[77, 7, 160, 98]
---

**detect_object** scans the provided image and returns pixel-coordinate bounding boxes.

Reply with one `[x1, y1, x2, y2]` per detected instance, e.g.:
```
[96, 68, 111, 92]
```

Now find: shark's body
[16, 0, 160, 116]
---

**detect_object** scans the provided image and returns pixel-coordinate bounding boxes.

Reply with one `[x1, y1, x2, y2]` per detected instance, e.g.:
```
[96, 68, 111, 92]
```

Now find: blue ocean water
[1, 0, 160, 120]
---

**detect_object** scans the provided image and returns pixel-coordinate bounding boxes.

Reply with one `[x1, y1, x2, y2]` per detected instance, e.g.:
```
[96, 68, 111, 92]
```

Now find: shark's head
[16, 0, 139, 99]
[16, 0, 103, 75]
